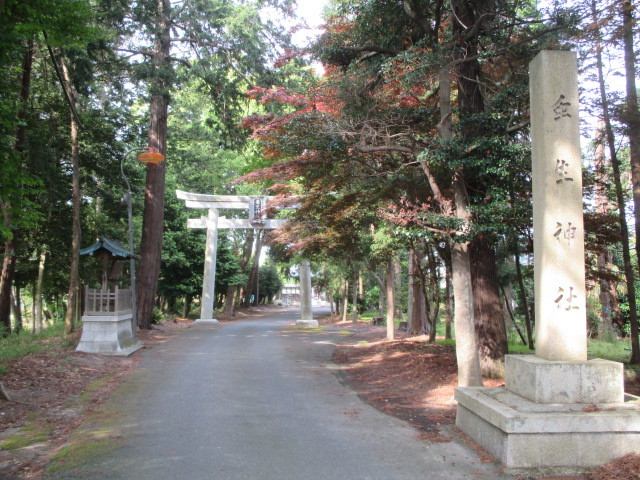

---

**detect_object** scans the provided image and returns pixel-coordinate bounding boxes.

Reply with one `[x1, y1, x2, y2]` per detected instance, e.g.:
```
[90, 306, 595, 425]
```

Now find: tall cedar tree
[116, 0, 296, 328]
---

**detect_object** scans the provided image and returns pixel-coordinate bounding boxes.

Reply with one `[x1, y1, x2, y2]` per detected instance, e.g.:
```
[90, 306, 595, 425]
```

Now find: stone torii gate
[176, 190, 317, 327]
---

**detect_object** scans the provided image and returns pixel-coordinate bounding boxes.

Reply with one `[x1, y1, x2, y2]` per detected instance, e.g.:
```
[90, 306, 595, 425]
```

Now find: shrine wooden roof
[80, 237, 140, 260]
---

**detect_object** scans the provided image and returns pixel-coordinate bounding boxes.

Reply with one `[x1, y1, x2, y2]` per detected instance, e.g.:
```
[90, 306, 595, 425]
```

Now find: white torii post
[297, 258, 318, 327]
[200, 208, 219, 322]
[176, 190, 314, 325]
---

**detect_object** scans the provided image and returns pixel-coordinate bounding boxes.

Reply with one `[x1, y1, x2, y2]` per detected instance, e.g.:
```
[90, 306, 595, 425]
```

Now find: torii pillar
[296, 258, 317, 327]
[199, 208, 220, 323]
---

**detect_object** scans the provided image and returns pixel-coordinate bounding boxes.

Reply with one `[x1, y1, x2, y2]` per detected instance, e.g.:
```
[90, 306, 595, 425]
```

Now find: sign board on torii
[176, 190, 317, 327]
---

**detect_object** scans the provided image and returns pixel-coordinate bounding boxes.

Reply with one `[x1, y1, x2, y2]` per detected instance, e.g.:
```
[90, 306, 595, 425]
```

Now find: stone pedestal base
[295, 319, 318, 327]
[455, 355, 640, 473]
[76, 313, 144, 356]
[506, 355, 624, 403]
[195, 318, 219, 324]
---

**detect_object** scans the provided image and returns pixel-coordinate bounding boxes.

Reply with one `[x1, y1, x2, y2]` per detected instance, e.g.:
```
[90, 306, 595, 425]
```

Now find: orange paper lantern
[137, 147, 165, 165]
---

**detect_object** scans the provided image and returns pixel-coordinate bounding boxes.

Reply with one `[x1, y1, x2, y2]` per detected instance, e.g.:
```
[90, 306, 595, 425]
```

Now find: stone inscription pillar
[531, 50, 587, 361]
[199, 208, 219, 322]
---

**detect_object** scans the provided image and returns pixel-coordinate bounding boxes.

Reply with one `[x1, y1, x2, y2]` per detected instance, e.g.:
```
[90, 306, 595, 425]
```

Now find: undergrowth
[0, 322, 69, 373]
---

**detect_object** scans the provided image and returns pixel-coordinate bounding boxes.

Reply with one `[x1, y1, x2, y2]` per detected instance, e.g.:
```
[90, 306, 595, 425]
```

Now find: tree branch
[506, 119, 530, 133]
[43, 32, 84, 131]
[403, 0, 434, 37]
[343, 45, 402, 55]
[356, 144, 419, 155]
[363, 257, 385, 290]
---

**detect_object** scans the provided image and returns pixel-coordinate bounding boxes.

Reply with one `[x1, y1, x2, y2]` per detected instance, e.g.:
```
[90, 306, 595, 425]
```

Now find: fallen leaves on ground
[327, 316, 502, 438]
[587, 454, 640, 480]
[323, 314, 640, 480]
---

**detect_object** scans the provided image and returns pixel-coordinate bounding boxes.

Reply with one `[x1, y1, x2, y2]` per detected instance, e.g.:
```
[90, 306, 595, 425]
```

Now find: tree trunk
[60, 57, 81, 335]
[341, 279, 349, 322]
[592, 0, 639, 360]
[34, 247, 46, 334]
[0, 233, 16, 336]
[594, 125, 617, 341]
[501, 284, 527, 345]
[513, 243, 534, 349]
[223, 285, 237, 315]
[407, 250, 414, 328]
[621, 0, 640, 363]
[10, 288, 21, 333]
[470, 236, 509, 373]
[501, 282, 515, 336]
[450, 0, 508, 371]
[233, 231, 254, 311]
[385, 257, 395, 341]
[136, 0, 171, 329]
[0, 40, 33, 335]
[12, 287, 21, 330]
[393, 256, 402, 319]
[183, 293, 192, 318]
[445, 266, 453, 340]
[427, 245, 441, 343]
[437, 63, 482, 385]
[408, 248, 428, 335]
[609, 272, 623, 334]
[451, 174, 483, 386]
[351, 267, 358, 323]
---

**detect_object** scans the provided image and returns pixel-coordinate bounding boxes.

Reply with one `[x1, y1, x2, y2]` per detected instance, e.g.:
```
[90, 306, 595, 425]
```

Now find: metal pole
[120, 147, 143, 340]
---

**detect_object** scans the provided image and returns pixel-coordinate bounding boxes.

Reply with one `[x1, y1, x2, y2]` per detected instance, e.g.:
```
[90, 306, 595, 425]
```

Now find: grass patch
[357, 340, 369, 345]
[46, 401, 127, 474]
[508, 343, 534, 354]
[505, 338, 637, 364]
[588, 338, 634, 363]
[78, 377, 113, 403]
[338, 330, 353, 336]
[283, 325, 326, 333]
[359, 311, 377, 321]
[47, 435, 120, 474]
[435, 339, 456, 348]
[0, 419, 53, 451]
[0, 322, 68, 371]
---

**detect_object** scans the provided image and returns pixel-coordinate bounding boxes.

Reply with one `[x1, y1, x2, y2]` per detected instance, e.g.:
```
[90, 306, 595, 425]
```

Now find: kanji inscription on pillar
[530, 50, 587, 361]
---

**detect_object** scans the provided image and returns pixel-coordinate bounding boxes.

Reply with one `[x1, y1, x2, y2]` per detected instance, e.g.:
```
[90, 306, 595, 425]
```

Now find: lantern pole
[120, 147, 145, 340]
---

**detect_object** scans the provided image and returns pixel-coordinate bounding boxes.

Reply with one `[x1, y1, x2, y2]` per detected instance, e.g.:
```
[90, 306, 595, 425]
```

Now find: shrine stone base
[505, 355, 624, 403]
[295, 319, 318, 327]
[455, 355, 640, 474]
[195, 318, 219, 324]
[76, 313, 144, 356]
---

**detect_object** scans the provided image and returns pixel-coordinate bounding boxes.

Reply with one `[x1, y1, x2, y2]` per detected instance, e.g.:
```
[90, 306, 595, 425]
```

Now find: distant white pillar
[531, 51, 586, 361]
[198, 208, 219, 323]
[296, 258, 317, 327]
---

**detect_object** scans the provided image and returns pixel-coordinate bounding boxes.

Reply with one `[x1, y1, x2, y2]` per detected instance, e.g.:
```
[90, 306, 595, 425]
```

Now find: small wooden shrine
[76, 237, 143, 355]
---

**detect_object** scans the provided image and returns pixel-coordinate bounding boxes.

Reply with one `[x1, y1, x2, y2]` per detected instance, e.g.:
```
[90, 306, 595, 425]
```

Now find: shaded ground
[324, 314, 640, 480]
[0, 305, 282, 479]
[1, 307, 638, 479]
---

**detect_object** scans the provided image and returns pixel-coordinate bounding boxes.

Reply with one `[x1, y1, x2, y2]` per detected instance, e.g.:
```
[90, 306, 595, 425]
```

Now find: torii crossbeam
[176, 190, 317, 326]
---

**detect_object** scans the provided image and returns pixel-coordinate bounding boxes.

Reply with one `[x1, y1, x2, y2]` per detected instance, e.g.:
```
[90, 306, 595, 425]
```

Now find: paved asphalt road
[46, 308, 513, 480]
